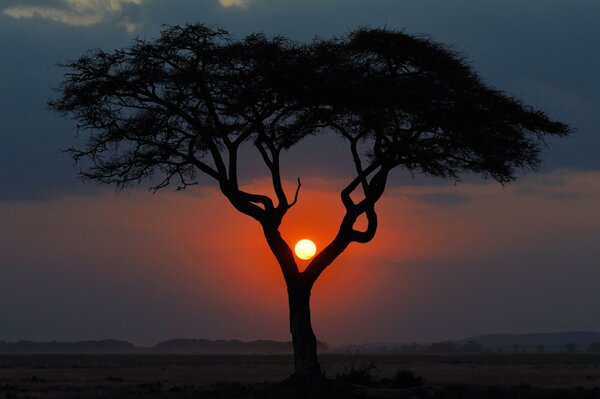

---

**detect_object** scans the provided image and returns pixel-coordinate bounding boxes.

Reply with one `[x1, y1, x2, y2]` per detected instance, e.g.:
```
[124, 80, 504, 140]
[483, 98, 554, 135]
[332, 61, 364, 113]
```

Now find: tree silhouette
[49, 24, 569, 389]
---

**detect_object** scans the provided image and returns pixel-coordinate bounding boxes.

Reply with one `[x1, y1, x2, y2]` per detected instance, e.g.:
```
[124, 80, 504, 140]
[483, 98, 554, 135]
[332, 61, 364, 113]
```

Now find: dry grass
[1, 353, 600, 398]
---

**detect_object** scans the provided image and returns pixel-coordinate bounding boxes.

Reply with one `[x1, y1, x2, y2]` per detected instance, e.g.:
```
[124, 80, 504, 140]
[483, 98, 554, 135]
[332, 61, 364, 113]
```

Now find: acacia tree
[50, 25, 569, 387]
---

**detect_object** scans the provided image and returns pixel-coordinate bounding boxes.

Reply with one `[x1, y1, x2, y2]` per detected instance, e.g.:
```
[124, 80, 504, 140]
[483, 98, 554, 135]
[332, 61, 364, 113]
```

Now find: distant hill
[0, 338, 329, 354]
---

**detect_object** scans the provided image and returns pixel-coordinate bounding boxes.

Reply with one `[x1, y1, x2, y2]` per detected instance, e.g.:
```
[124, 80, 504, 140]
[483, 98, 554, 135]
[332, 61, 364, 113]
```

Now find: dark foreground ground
[1, 353, 600, 398]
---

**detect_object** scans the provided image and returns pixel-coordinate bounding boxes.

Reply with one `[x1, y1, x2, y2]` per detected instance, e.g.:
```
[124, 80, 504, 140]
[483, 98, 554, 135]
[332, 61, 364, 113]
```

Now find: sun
[294, 239, 317, 260]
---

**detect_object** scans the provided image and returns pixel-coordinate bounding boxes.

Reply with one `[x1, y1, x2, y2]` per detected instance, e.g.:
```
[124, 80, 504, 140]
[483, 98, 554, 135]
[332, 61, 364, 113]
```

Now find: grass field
[1, 353, 600, 398]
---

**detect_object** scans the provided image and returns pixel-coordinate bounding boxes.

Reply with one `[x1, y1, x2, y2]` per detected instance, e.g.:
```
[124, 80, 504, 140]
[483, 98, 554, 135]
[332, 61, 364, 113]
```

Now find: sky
[0, 0, 599, 346]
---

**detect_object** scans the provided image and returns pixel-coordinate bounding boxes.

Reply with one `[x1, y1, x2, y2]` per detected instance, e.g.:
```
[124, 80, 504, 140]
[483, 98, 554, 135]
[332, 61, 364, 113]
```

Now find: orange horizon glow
[3, 170, 600, 343]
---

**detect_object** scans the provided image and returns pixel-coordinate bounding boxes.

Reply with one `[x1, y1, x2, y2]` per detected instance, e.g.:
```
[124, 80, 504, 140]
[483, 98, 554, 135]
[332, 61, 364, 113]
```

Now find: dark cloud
[0, 14, 136, 201]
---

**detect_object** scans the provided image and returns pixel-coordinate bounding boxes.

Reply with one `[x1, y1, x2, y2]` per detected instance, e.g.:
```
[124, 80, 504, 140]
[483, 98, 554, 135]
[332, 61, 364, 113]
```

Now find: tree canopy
[312, 29, 569, 182]
[51, 25, 568, 193]
[50, 24, 568, 280]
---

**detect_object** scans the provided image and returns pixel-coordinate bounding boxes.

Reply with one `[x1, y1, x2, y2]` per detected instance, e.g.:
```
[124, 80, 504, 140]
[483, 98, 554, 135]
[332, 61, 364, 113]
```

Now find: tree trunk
[288, 284, 321, 392]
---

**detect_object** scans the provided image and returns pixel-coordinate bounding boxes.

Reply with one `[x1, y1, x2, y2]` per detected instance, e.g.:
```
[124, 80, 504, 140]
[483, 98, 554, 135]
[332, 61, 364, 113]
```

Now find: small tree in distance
[49, 24, 569, 389]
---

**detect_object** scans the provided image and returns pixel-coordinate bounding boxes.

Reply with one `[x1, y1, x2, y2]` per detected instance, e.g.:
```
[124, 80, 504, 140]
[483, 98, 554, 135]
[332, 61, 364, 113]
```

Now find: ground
[1, 353, 600, 398]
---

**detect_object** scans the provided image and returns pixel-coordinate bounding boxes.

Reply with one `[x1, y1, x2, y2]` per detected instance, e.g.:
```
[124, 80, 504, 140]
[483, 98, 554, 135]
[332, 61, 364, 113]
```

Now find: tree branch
[350, 137, 370, 198]
[302, 165, 388, 286]
[349, 205, 378, 243]
[262, 224, 300, 284]
[340, 162, 380, 210]
[253, 124, 292, 215]
[220, 182, 269, 221]
[289, 177, 301, 207]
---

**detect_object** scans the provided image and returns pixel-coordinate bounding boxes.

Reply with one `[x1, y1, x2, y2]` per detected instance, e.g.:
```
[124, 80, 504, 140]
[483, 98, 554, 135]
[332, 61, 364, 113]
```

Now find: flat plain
[1, 353, 600, 398]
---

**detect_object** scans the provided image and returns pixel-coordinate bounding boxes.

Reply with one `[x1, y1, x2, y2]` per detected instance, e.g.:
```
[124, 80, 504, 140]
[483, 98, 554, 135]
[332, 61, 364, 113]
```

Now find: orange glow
[5, 170, 599, 343]
[1, 169, 600, 345]
[294, 239, 317, 260]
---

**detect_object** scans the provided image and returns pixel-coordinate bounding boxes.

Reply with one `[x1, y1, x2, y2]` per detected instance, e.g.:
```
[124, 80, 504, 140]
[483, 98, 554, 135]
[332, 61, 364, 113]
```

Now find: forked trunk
[288, 285, 322, 392]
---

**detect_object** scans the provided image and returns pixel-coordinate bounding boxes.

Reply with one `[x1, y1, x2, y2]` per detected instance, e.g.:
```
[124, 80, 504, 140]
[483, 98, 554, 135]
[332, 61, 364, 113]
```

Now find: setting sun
[294, 239, 317, 260]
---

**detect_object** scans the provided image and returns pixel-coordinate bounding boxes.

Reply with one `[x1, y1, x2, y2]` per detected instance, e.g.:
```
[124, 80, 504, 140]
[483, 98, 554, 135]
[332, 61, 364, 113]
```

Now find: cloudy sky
[1, 0, 599, 346]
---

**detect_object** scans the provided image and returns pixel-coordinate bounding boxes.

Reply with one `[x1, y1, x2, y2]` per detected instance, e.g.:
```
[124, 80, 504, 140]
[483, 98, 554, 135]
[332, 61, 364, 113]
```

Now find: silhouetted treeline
[0, 339, 134, 354]
[3, 333, 600, 354]
[333, 332, 600, 354]
[0, 338, 328, 354]
[462, 332, 600, 353]
[152, 339, 329, 354]
[333, 340, 483, 354]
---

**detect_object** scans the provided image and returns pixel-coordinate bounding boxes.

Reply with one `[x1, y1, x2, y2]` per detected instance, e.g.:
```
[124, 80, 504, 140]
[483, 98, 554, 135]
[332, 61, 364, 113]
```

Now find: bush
[336, 361, 379, 386]
[388, 369, 423, 388]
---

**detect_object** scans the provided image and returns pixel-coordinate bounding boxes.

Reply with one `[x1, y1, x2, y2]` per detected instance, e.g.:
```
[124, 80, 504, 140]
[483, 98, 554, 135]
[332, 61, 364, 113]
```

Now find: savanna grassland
[1, 353, 600, 398]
